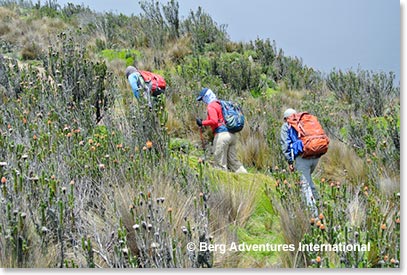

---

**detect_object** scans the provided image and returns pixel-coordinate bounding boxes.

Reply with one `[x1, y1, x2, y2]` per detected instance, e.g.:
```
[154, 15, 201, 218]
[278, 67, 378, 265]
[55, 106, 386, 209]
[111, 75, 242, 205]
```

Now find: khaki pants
[212, 131, 247, 173]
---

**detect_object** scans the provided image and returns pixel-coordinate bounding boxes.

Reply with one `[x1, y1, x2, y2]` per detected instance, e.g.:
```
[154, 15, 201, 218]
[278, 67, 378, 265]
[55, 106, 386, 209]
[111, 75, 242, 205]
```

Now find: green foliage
[268, 169, 400, 268]
[183, 6, 228, 54]
[327, 69, 399, 117]
[100, 49, 142, 66]
[0, 0, 400, 269]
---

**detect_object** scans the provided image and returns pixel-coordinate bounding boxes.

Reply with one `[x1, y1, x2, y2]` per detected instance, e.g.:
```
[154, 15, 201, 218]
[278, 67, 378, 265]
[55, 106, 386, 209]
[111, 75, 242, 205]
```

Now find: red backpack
[286, 112, 330, 158]
[139, 70, 166, 97]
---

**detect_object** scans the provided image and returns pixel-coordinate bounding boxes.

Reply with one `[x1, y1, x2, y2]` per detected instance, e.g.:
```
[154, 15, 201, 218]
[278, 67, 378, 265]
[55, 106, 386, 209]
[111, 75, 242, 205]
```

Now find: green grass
[100, 49, 142, 66]
[200, 164, 283, 267]
[235, 189, 284, 267]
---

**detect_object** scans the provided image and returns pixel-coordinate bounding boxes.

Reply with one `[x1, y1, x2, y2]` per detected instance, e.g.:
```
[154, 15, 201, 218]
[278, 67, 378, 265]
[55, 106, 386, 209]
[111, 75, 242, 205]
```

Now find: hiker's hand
[196, 118, 203, 127]
[289, 164, 295, 172]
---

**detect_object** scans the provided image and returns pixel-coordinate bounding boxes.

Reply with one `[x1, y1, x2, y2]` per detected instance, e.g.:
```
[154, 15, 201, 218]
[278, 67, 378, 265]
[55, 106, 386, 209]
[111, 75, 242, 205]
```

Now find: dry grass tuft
[377, 176, 399, 197]
[320, 140, 368, 185]
[238, 129, 272, 170]
[166, 35, 192, 64]
[347, 192, 367, 228]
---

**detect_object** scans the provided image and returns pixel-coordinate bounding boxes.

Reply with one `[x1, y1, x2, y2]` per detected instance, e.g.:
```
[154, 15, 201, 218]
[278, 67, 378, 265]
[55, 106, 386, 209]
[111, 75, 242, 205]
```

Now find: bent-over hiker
[125, 65, 152, 108]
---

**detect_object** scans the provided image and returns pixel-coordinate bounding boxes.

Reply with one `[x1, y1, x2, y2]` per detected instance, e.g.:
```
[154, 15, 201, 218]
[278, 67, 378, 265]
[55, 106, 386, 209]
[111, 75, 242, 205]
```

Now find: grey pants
[295, 156, 320, 216]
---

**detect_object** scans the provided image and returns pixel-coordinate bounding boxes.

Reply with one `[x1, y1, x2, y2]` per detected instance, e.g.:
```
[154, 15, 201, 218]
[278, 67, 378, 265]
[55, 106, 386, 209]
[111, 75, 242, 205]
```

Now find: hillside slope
[0, 0, 400, 268]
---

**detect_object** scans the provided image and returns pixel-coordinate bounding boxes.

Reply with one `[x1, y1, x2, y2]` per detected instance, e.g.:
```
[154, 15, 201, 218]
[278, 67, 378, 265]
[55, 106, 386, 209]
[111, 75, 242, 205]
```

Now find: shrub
[20, 41, 42, 60]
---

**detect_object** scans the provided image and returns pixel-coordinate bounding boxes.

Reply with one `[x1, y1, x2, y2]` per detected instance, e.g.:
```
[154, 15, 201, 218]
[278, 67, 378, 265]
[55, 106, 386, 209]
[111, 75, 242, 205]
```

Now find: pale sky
[55, 0, 401, 83]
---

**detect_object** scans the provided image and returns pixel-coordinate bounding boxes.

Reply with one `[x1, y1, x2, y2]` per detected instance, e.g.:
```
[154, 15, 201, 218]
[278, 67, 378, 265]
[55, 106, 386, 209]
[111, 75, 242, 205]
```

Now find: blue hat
[196, 88, 209, 101]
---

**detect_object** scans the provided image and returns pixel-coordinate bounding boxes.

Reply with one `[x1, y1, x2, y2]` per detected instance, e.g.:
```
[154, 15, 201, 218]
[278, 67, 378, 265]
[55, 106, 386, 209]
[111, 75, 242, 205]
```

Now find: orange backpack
[139, 70, 166, 97]
[286, 112, 330, 158]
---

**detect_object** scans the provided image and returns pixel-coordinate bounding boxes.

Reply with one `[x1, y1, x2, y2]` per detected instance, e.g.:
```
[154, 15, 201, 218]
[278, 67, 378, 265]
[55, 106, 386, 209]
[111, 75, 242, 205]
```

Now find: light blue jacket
[127, 72, 152, 107]
[128, 72, 143, 98]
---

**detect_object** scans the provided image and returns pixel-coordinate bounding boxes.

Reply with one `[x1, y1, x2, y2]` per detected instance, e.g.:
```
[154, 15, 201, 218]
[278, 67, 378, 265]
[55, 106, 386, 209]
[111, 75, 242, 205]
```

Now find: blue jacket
[280, 122, 303, 163]
[128, 72, 143, 98]
[127, 72, 152, 107]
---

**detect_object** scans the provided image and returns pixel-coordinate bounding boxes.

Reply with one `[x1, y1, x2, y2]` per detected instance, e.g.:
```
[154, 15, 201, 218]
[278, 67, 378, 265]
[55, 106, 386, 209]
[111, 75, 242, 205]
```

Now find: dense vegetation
[0, 0, 400, 268]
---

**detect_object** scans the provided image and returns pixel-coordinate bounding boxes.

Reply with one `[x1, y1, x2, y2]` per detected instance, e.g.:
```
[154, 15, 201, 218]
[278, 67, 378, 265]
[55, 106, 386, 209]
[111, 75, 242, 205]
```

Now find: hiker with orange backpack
[280, 108, 330, 218]
[196, 88, 247, 173]
[125, 66, 152, 108]
[125, 66, 166, 108]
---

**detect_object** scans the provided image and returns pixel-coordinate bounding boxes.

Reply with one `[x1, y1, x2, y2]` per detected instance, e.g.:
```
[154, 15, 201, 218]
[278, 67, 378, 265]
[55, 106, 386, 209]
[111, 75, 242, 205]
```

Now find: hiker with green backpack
[280, 108, 330, 218]
[196, 88, 247, 173]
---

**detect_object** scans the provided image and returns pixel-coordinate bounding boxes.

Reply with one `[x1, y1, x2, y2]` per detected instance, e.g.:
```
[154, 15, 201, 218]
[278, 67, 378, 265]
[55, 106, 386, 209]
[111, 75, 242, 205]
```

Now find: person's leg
[226, 133, 247, 173]
[296, 156, 318, 217]
[309, 158, 320, 201]
[212, 132, 231, 170]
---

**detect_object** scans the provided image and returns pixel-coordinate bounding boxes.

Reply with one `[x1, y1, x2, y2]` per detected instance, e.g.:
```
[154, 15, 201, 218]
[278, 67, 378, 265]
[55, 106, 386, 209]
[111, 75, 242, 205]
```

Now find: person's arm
[280, 123, 294, 164]
[128, 74, 140, 98]
[202, 105, 219, 128]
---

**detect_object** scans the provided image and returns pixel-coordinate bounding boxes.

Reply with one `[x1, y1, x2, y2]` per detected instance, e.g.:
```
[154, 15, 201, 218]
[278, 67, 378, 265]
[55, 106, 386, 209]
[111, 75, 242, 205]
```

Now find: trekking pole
[199, 126, 206, 162]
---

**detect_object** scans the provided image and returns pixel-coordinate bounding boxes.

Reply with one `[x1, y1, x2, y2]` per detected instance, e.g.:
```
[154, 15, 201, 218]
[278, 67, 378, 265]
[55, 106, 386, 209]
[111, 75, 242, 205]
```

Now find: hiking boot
[235, 166, 248, 174]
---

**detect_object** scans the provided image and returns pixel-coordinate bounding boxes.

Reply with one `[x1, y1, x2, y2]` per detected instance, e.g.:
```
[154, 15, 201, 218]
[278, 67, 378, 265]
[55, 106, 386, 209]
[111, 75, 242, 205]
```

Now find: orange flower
[22, 117, 27, 124]
[395, 218, 400, 224]
[90, 146, 96, 152]
[1, 177, 6, 184]
[66, 132, 72, 138]
[116, 143, 123, 149]
[146, 140, 153, 149]
[310, 218, 315, 225]
[320, 224, 326, 231]
[33, 134, 37, 140]
[380, 224, 387, 230]
[88, 139, 94, 145]
[319, 213, 324, 220]
[167, 207, 173, 213]
[390, 258, 396, 264]
[316, 256, 321, 263]
[316, 220, 322, 228]
[383, 255, 389, 261]
[321, 178, 325, 183]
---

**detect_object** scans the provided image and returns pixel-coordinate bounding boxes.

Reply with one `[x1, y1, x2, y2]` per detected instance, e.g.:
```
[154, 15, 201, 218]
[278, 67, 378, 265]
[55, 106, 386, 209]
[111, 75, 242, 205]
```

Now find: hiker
[280, 108, 322, 217]
[196, 88, 247, 173]
[125, 65, 152, 108]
